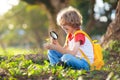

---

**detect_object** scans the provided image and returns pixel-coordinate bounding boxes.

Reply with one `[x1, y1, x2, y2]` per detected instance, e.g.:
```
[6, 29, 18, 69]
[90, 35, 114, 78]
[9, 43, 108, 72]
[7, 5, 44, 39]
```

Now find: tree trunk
[101, 0, 120, 48]
[45, 0, 69, 46]
[84, 0, 95, 34]
[22, 0, 69, 45]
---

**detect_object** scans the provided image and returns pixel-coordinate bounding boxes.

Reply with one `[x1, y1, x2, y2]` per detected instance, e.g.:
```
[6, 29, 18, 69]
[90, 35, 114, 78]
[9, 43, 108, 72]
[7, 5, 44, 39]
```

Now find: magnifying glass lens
[50, 31, 58, 40]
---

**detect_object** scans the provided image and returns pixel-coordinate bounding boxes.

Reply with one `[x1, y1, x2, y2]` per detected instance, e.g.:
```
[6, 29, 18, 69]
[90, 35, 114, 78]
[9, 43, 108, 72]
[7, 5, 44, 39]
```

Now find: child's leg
[61, 54, 90, 70]
[48, 50, 63, 65]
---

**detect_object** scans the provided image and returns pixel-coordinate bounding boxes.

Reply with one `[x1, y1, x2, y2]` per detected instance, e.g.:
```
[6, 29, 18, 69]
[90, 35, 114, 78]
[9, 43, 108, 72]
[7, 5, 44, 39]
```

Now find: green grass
[0, 47, 43, 56]
[0, 42, 120, 80]
[0, 54, 87, 80]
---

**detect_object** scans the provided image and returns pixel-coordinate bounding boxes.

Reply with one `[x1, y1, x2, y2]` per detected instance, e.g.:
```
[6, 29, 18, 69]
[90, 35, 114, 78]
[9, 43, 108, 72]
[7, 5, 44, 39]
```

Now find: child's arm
[63, 43, 68, 49]
[45, 41, 80, 56]
[57, 42, 80, 55]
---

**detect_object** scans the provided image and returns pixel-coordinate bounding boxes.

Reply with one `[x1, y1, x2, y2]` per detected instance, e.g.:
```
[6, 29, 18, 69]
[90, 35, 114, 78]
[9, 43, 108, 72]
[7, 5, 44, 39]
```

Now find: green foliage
[0, 1, 49, 48]
[109, 40, 120, 53]
[0, 55, 87, 79]
[22, 0, 35, 4]
[70, 0, 89, 25]
[0, 48, 39, 56]
[0, 48, 88, 79]
[102, 40, 120, 64]
[102, 49, 110, 63]
[0, 48, 120, 80]
[101, 40, 120, 76]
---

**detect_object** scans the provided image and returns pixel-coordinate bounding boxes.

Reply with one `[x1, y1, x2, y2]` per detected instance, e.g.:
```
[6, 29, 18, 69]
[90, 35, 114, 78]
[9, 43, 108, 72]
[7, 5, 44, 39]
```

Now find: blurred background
[0, 0, 118, 51]
[0, 1, 120, 79]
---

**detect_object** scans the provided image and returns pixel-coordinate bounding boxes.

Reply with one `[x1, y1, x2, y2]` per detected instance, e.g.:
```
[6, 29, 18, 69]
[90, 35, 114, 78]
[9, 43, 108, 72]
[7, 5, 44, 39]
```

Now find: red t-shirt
[67, 33, 85, 45]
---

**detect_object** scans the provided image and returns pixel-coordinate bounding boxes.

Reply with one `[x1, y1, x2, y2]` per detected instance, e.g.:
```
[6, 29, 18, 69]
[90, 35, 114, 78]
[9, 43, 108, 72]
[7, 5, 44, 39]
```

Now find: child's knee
[61, 54, 72, 62]
[48, 49, 54, 53]
[48, 50, 60, 56]
[48, 50, 54, 53]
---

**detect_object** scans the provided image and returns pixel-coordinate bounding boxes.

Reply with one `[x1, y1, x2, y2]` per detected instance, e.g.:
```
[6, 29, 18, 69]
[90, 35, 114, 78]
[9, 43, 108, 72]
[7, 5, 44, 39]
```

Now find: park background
[0, 0, 120, 80]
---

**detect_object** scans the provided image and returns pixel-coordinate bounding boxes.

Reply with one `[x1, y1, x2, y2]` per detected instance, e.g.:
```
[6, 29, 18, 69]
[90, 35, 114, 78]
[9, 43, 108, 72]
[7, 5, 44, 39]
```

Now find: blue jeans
[48, 50, 90, 70]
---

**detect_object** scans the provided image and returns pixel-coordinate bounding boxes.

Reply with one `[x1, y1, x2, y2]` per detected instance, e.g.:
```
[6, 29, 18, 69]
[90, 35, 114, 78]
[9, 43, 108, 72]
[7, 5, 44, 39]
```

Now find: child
[44, 6, 94, 70]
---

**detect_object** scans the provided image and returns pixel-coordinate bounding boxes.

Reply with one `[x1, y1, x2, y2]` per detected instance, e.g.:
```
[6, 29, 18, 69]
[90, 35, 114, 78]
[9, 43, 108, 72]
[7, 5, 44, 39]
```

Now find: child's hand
[51, 38, 59, 45]
[43, 38, 61, 50]
[43, 43, 50, 49]
[43, 43, 56, 50]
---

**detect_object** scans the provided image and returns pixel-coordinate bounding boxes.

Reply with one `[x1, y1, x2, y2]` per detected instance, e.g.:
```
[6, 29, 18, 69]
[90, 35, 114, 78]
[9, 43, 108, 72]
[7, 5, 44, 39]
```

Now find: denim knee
[48, 50, 55, 56]
[48, 50, 55, 53]
[61, 54, 72, 62]
[48, 50, 63, 58]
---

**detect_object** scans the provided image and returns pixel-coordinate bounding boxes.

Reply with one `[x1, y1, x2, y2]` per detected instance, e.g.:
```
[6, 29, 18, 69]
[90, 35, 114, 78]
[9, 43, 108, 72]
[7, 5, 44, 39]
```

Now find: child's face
[61, 25, 74, 34]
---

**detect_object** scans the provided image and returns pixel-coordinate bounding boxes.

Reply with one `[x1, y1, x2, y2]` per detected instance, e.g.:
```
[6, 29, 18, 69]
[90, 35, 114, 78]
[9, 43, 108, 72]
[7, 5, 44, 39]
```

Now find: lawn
[0, 41, 120, 80]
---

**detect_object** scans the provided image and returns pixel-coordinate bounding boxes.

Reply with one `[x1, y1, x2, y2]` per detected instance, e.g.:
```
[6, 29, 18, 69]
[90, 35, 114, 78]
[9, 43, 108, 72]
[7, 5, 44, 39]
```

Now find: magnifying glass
[50, 31, 58, 40]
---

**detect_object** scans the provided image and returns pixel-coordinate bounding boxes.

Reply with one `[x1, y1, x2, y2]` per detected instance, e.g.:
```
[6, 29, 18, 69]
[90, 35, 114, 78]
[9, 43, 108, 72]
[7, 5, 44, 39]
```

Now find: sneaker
[56, 61, 68, 69]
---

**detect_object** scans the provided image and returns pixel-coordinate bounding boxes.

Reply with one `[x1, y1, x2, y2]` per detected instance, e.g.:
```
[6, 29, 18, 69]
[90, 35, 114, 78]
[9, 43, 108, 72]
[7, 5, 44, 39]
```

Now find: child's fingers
[43, 43, 50, 49]
[51, 38, 58, 44]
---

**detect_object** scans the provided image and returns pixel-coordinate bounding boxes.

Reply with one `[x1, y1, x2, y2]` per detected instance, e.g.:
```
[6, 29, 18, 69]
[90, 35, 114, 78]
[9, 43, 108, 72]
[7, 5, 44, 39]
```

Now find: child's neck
[71, 29, 80, 34]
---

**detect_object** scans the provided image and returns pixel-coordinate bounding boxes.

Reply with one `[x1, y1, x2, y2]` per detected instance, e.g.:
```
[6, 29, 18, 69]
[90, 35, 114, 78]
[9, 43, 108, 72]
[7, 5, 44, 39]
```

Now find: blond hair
[57, 6, 82, 29]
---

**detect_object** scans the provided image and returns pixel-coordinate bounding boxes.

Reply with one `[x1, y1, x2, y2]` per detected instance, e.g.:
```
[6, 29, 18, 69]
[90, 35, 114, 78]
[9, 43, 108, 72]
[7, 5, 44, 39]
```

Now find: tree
[20, 0, 118, 47]
[101, 0, 120, 48]
[21, 0, 69, 45]
[0, 2, 49, 48]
